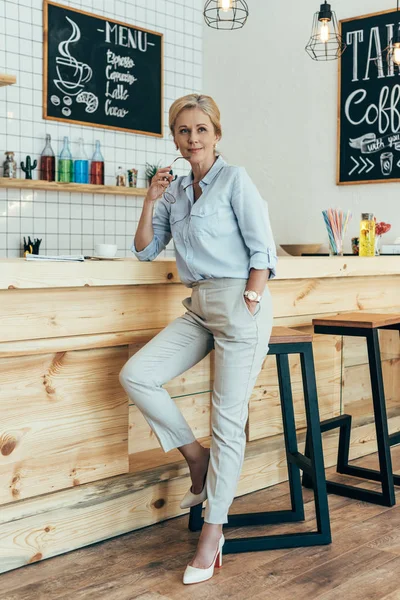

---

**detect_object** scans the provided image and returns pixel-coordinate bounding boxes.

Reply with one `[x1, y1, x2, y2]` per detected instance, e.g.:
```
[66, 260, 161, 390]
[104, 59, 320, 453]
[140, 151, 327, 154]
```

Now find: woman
[119, 94, 277, 585]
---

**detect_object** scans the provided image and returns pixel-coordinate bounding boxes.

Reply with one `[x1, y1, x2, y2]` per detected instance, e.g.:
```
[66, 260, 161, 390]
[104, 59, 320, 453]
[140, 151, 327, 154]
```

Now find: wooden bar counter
[0, 256, 399, 573]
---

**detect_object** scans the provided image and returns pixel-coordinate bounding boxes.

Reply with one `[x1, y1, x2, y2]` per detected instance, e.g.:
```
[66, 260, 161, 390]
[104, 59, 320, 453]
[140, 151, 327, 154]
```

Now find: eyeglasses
[162, 156, 199, 204]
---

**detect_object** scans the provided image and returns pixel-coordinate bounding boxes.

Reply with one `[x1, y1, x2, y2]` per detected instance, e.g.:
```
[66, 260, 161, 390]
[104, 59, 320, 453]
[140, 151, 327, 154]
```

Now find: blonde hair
[169, 94, 222, 144]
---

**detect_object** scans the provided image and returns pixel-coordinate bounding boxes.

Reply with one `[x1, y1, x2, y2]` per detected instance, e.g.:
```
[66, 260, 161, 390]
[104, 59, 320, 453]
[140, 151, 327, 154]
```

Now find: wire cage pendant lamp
[305, 1, 346, 61]
[376, 0, 400, 69]
[203, 0, 249, 30]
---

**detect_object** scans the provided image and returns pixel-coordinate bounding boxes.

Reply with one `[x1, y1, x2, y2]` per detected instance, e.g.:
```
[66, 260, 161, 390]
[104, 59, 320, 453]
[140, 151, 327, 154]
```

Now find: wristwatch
[244, 290, 262, 303]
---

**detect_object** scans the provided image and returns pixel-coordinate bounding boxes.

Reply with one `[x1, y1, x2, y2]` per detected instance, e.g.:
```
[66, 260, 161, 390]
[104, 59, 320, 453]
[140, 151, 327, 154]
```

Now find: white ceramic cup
[94, 243, 118, 258]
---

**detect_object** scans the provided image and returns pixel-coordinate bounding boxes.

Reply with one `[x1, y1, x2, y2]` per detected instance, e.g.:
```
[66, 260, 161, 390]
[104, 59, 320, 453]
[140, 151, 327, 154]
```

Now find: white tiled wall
[0, 0, 203, 257]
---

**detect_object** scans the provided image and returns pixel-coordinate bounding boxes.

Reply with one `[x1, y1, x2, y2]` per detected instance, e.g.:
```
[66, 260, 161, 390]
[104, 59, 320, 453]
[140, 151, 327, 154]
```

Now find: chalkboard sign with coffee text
[338, 9, 400, 184]
[43, 0, 163, 137]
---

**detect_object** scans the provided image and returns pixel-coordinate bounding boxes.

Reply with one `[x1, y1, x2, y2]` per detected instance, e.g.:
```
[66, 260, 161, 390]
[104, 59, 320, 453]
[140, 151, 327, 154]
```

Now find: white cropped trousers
[119, 278, 273, 524]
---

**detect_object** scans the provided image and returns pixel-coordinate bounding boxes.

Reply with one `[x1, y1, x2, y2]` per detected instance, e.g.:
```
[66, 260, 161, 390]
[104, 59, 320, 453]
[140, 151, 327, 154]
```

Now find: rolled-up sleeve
[231, 167, 278, 279]
[131, 199, 172, 261]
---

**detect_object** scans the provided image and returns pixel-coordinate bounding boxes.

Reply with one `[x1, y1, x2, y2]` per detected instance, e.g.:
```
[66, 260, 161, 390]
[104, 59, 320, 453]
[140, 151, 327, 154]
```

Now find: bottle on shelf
[90, 139, 105, 185]
[3, 151, 17, 178]
[74, 138, 89, 184]
[359, 213, 376, 257]
[40, 134, 56, 182]
[58, 136, 73, 183]
[116, 166, 126, 186]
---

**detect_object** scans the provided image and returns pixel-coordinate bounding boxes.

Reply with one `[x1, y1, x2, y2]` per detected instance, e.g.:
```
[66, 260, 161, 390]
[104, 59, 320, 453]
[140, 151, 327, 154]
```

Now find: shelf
[0, 74, 16, 87]
[0, 178, 147, 197]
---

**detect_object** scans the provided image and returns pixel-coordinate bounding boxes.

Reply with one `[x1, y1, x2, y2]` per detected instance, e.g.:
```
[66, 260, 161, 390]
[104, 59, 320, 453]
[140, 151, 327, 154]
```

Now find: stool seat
[270, 327, 312, 344]
[313, 312, 400, 329]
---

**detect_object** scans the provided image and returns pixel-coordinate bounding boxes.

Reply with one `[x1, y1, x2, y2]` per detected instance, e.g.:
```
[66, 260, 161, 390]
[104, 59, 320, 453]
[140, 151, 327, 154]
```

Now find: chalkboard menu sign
[338, 9, 400, 184]
[43, 0, 163, 136]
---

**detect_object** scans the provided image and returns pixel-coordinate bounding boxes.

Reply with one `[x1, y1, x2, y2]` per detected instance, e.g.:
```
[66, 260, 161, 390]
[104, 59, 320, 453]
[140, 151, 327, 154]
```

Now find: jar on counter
[3, 151, 17, 178]
[359, 213, 376, 257]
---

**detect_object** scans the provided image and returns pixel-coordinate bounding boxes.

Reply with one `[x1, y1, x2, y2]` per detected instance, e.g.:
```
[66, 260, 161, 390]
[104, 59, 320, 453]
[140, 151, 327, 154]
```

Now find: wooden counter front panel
[2, 275, 400, 343]
[0, 346, 128, 505]
[342, 329, 400, 460]
[0, 285, 188, 343]
[247, 332, 342, 441]
[127, 332, 342, 453]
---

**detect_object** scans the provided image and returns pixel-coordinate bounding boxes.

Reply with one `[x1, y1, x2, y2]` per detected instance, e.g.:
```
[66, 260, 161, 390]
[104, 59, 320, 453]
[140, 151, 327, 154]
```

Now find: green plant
[145, 161, 161, 182]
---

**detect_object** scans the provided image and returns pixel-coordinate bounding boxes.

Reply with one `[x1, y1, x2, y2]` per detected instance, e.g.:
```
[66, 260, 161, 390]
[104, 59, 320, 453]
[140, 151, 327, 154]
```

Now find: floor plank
[2, 447, 400, 600]
[316, 555, 400, 599]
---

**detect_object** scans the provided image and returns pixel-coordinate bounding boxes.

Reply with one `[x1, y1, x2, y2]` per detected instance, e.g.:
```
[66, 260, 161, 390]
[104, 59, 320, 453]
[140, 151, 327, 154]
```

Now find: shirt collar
[182, 155, 226, 188]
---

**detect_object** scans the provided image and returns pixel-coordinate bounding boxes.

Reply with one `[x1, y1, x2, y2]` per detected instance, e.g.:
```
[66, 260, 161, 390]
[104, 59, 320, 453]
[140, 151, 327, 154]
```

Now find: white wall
[203, 0, 400, 253]
[0, 0, 203, 257]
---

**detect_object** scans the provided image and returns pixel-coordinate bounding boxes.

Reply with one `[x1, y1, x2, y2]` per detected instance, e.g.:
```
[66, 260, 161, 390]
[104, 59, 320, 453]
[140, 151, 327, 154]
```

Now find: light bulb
[219, 0, 232, 12]
[319, 20, 330, 43]
[393, 44, 400, 65]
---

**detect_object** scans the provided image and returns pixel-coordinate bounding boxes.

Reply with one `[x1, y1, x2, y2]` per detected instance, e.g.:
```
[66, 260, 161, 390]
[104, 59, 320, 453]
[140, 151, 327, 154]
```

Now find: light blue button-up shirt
[132, 155, 277, 287]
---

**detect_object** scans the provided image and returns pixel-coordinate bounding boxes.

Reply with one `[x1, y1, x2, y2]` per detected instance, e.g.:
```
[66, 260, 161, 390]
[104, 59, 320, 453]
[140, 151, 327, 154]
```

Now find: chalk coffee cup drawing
[94, 243, 118, 258]
[380, 152, 394, 176]
[55, 57, 92, 96]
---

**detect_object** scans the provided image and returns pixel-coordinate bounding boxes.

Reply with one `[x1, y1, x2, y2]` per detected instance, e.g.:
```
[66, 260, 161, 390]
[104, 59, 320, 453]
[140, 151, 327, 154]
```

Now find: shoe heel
[215, 551, 222, 568]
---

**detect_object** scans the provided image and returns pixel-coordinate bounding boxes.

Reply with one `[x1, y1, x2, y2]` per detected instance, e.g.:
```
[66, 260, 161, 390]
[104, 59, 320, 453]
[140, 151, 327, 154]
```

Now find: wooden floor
[3, 448, 400, 600]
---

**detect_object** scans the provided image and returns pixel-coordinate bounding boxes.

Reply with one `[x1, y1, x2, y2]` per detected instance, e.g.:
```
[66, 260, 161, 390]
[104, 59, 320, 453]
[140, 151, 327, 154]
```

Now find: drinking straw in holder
[322, 208, 352, 255]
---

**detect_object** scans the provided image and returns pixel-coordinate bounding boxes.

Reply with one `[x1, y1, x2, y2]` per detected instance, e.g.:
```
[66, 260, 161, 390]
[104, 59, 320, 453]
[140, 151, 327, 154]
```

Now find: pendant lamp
[375, 0, 400, 70]
[305, 1, 346, 61]
[203, 0, 249, 30]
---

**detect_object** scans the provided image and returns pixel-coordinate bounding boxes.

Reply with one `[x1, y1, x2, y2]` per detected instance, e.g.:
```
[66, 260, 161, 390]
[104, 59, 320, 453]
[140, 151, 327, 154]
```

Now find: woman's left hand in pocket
[244, 297, 258, 315]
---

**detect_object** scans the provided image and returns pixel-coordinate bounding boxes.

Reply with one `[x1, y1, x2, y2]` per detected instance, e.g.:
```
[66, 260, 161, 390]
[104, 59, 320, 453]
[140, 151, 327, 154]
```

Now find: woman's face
[174, 107, 219, 166]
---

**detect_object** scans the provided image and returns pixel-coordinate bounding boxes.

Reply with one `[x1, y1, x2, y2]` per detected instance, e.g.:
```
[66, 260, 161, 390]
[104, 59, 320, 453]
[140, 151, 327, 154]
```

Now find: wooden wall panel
[247, 333, 342, 441]
[129, 393, 212, 454]
[343, 329, 400, 368]
[126, 330, 342, 451]
[342, 330, 400, 430]
[127, 346, 213, 453]
[271, 276, 400, 319]
[2, 277, 399, 344]
[0, 285, 188, 343]
[0, 347, 129, 506]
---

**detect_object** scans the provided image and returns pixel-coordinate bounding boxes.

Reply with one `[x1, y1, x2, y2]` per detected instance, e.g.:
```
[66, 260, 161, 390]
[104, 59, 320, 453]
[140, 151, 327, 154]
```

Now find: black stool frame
[303, 322, 400, 507]
[188, 341, 331, 553]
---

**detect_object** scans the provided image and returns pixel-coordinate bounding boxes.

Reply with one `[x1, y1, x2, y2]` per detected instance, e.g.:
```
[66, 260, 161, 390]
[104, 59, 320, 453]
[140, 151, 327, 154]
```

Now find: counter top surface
[0, 256, 398, 290]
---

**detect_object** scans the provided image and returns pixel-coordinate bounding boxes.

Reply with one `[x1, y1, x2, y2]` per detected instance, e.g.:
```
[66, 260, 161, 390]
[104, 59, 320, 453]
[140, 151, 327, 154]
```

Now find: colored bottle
[40, 134, 56, 181]
[359, 213, 376, 257]
[58, 136, 73, 183]
[90, 139, 105, 185]
[74, 138, 89, 184]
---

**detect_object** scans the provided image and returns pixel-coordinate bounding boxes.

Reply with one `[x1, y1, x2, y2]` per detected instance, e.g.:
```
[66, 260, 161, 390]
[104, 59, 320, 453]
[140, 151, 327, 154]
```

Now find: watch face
[247, 291, 257, 301]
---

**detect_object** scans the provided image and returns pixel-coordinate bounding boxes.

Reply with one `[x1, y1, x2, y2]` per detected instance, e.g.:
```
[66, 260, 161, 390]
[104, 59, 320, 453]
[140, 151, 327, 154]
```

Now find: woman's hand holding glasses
[145, 157, 198, 205]
[145, 166, 175, 204]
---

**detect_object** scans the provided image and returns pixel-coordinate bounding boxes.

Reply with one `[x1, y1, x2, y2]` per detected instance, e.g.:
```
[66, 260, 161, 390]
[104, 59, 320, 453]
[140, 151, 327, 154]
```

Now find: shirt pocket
[219, 203, 239, 236]
[169, 208, 187, 236]
[190, 206, 219, 237]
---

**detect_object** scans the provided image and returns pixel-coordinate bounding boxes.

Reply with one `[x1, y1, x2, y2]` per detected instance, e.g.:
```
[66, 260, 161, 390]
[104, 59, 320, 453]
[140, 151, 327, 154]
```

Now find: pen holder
[23, 236, 42, 256]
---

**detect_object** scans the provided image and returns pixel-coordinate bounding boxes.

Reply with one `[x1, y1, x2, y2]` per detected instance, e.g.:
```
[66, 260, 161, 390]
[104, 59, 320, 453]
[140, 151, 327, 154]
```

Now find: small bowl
[280, 244, 322, 256]
[94, 243, 118, 258]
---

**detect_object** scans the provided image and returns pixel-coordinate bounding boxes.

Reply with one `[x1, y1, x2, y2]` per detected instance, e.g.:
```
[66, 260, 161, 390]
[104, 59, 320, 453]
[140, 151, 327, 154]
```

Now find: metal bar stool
[188, 327, 332, 553]
[303, 312, 400, 507]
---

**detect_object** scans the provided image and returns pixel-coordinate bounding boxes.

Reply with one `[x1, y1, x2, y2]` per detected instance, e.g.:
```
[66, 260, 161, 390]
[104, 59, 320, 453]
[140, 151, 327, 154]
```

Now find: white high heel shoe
[183, 534, 225, 585]
[180, 482, 208, 509]
[180, 457, 209, 509]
